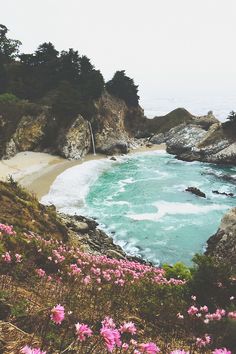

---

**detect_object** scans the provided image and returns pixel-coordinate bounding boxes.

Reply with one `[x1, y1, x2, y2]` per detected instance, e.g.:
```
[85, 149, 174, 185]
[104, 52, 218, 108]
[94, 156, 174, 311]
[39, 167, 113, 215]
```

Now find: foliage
[0, 215, 235, 352]
[163, 262, 192, 281]
[0, 24, 21, 62]
[106, 70, 139, 106]
[0, 92, 19, 103]
[190, 254, 236, 310]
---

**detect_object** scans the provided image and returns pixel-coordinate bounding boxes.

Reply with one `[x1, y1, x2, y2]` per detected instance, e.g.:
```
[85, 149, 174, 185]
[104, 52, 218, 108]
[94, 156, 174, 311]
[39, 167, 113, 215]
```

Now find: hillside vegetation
[0, 181, 235, 353]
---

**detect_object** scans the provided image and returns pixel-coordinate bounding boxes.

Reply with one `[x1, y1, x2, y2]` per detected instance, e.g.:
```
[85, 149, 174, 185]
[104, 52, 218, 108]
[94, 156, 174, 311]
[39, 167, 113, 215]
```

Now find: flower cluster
[0, 223, 16, 236]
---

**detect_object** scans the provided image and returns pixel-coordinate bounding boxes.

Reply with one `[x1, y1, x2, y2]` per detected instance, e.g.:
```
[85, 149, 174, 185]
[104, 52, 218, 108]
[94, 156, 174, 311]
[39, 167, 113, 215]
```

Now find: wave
[127, 201, 229, 221]
[41, 158, 114, 211]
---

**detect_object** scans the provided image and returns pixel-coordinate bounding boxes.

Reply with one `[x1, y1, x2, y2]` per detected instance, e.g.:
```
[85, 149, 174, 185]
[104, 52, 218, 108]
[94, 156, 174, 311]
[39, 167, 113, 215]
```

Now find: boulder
[212, 190, 234, 197]
[186, 187, 206, 198]
[58, 115, 91, 159]
[4, 114, 48, 158]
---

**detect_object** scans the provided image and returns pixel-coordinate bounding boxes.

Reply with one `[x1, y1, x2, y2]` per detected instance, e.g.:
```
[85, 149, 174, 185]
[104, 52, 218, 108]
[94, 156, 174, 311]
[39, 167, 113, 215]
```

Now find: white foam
[41, 158, 114, 210]
[128, 201, 229, 221]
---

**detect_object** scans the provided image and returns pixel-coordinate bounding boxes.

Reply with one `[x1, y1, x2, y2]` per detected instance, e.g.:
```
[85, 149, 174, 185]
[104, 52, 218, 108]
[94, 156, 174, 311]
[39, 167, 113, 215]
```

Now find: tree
[106, 70, 139, 106]
[0, 24, 21, 62]
[78, 56, 104, 100]
[0, 24, 21, 93]
[227, 111, 236, 123]
[58, 49, 80, 84]
[51, 81, 82, 125]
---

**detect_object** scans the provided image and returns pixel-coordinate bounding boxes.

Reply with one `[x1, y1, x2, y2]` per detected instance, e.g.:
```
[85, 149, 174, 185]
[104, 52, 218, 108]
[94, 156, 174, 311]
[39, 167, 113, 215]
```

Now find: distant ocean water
[141, 95, 236, 121]
[42, 151, 236, 266]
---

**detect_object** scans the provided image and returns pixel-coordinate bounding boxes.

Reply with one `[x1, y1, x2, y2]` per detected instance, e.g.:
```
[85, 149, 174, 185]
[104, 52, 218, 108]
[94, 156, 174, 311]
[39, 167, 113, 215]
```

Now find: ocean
[42, 151, 236, 266]
[141, 95, 236, 121]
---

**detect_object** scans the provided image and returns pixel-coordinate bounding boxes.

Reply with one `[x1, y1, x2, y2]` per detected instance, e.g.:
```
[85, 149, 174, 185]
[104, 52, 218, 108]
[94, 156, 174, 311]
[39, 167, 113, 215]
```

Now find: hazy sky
[2, 0, 236, 106]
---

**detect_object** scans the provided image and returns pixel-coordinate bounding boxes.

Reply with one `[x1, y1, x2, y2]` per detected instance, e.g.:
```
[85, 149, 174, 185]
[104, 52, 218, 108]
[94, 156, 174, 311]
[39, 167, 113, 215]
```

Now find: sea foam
[41, 158, 114, 212]
[128, 201, 229, 221]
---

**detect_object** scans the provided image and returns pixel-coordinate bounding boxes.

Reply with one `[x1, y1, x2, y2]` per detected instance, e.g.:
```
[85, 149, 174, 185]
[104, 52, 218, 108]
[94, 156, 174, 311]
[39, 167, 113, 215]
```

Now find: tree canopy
[106, 70, 139, 107]
[0, 24, 140, 122]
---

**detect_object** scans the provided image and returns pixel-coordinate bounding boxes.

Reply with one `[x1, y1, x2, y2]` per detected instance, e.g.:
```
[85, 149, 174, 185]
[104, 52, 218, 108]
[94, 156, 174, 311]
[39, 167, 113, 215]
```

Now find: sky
[1, 0, 236, 116]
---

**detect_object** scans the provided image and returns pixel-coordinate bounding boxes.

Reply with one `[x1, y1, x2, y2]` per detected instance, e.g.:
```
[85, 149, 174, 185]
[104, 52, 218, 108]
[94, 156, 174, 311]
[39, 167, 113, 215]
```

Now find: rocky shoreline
[2, 91, 236, 166]
[1, 92, 236, 268]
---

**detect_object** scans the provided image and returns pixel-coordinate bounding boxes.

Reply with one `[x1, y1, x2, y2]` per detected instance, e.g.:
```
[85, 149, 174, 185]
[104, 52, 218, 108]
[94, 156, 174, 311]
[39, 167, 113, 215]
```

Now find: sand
[0, 144, 166, 199]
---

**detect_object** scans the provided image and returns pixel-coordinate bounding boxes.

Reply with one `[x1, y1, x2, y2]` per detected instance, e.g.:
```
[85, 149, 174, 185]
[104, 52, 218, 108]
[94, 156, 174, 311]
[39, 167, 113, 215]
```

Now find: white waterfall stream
[88, 121, 96, 155]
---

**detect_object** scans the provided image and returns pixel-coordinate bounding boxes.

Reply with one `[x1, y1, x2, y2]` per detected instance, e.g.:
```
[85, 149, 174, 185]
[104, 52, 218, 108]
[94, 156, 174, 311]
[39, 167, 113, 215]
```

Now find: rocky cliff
[206, 207, 236, 267]
[150, 113, 236, 165]
[0, 93, 146, 159]
[1, 96, 236, 165]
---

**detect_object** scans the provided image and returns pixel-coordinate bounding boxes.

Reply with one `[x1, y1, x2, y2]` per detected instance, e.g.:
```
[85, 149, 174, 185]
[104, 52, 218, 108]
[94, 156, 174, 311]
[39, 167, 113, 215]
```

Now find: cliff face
[206, 207, 236, 267]
[150, 112, 236, 165]
[0, 93, 146, 159]
[1, 96, 235, 165]
[92, 93, 130, 154]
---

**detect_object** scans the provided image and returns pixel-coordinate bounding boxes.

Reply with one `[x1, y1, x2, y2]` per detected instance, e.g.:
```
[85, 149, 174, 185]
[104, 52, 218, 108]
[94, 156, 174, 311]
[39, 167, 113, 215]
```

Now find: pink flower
[20, 346, 46, 354]
[0, 223, 16, 236]
[139, 342, 160, 353]
[228, 311, 236, 320]
[70, 264, 81, 276]
[100, 327, 121, 352]
[35, 268, 46, 278]
[119, 321, 137, 335]
[212, 349, 231, 354]
[15, 253, 22, 263]
[75, 322, 93, 341]
[50, 304, 65, 325]
[191, 295, 196, 301]
[83, 275, 91, 285]
[196, 334, 211, 348]
[122, 343, 129, 351]
[2, 252, 11, 263]
[200, 305, 208, 313]
[187, 305, 198, 316]
[102, 316, 116, 329]
[170, 351, 189, 354]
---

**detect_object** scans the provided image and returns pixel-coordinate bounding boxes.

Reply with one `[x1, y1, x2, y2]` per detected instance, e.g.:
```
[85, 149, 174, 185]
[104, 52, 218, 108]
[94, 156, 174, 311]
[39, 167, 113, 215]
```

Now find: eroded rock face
[206, 208, 236, 266]
[93, 93, 130, 155]
[158, 122, 236, 165]
[58, 115, 91, 159]
[4, 114, 48, 159]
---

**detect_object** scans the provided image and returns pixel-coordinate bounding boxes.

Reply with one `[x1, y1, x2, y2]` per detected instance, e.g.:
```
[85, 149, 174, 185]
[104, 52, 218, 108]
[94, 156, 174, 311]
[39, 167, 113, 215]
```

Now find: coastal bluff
[1, 92, 236, 165]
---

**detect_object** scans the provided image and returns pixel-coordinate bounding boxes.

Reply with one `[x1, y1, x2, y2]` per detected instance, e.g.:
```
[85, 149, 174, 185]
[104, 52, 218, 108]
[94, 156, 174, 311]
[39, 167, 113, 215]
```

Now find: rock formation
[206, 207, 236, 267]
[1, 95, 236, 166]
[185, 187, 206, 198]
[150, 112, 236, 165]
[58, 115, 91, 159]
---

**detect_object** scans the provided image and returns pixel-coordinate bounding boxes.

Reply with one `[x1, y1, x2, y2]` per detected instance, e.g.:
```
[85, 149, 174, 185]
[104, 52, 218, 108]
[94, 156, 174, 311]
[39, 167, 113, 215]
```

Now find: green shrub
[163, 262, 192, 281]
[0, 93, 19, 103]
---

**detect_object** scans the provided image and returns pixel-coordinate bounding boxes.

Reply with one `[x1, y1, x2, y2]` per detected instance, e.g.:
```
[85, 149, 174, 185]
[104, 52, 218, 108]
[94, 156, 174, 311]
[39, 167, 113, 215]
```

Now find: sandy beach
[0, 144, 166, 199]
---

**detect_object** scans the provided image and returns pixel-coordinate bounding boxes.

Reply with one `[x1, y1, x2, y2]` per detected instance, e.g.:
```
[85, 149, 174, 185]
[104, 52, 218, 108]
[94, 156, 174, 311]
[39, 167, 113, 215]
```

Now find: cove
[42, 151, 236, 265]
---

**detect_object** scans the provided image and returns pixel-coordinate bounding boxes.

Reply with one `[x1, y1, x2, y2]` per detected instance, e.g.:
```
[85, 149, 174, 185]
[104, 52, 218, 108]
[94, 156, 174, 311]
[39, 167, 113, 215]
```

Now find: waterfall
[88, 121, 96, 155]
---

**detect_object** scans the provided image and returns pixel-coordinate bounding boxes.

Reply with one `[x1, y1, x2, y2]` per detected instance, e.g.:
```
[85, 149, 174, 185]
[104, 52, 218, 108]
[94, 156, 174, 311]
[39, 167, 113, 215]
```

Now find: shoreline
[0, 144, 166, 199]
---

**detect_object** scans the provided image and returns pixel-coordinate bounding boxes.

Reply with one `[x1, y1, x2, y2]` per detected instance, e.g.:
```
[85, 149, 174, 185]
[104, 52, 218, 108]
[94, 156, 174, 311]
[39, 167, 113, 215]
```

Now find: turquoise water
[83, 152, 236, 265]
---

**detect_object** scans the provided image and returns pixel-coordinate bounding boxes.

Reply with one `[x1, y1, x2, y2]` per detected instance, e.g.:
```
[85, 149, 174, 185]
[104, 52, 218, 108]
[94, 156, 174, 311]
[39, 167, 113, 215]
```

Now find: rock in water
[212, 190, 234, 197]
[186, 187, 206, 198]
